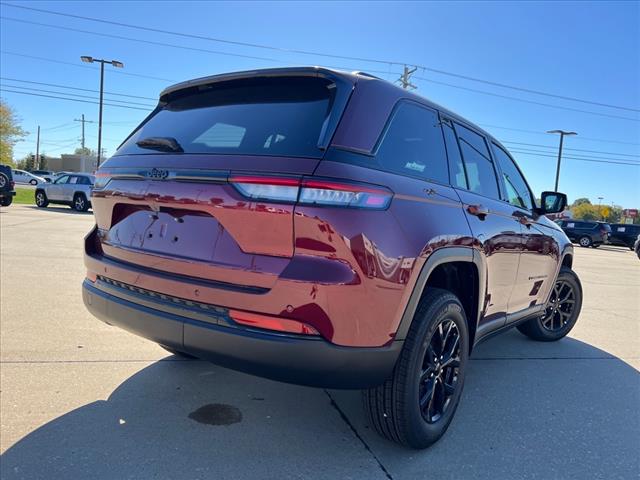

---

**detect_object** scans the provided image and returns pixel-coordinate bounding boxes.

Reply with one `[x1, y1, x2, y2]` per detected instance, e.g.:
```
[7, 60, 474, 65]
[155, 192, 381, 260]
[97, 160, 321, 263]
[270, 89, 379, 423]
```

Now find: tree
[572, 202, 599, 221]
[571, 197, 591, 208]
[74, 147, 97, 156]
[0, 99, 27, 166]
[16, 153, 35, 171]
[39, 152, 48, 170]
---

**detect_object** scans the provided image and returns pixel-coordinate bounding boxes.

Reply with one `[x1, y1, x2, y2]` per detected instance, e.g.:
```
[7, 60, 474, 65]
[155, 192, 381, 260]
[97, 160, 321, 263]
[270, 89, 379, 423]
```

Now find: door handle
[467, 204, 489, 219]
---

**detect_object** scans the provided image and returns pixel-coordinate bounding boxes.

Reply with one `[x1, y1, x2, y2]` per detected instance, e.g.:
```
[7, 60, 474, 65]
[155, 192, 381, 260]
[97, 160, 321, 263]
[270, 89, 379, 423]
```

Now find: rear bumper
[0, 191, 15, 198]
[82, 279, 401, 388]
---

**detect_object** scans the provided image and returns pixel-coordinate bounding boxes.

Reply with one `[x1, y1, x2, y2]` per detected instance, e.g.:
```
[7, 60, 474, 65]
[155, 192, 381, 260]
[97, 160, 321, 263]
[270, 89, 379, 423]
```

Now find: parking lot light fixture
[547, 130, 577, 191]
[80, 56, 124, 168]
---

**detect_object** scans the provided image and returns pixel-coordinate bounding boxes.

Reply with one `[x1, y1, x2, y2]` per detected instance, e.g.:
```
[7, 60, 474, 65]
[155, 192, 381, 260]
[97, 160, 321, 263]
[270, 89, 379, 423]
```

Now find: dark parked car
[82, 67, 582, 448]
[634, 235, 640, 259]
[608, 223, 640, 250]
[0, 165, 16, 206]
[556, 219, 611, 247]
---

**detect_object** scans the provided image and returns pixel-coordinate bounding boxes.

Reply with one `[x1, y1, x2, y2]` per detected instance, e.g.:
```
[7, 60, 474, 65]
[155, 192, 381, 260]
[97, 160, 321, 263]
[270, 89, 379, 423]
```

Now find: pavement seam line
[324, 389, 394, 480]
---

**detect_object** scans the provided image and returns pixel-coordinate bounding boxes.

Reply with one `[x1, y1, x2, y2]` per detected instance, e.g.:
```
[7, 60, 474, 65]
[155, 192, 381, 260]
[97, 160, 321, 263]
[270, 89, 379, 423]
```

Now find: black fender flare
[394, 246, 486, 346]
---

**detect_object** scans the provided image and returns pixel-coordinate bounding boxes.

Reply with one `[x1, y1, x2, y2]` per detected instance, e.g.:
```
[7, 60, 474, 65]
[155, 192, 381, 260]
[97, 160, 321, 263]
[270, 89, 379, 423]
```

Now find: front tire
[1, 196, 12, 207]
[517, 267, 582, 342]
[578, 236, 592, 247]
[73, 193, 89, 212]
[35, 190, 49, 208]
[29, 179, 37, 186]
[363, 288, 469, 449]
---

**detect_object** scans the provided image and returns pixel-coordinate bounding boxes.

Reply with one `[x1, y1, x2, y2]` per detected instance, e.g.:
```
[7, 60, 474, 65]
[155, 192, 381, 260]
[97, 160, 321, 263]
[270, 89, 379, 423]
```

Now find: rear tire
[517, 267, 582, 342]
[1, 196, 12, 207]
[578, 236, 592, 247]
[29, 179, 37, 186]
[73, 193, 89, 212]
[35, 190, 49, 208]
[363, 288, 469, 449]
[160, 345, 198, 359]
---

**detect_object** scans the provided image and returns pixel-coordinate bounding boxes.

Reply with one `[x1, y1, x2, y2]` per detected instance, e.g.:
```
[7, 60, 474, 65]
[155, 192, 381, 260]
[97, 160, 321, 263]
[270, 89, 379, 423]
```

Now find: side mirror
[539, 191, 567, 214]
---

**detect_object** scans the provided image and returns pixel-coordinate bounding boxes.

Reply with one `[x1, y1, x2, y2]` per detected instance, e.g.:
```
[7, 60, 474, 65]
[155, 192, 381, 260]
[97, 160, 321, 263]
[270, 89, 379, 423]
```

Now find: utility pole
[74, 114, 95, 151]
[81, 56, 124, 168]
[598, 196, 604, 221]
[35, 125, 40, 170]
[397, 65, 417, 90]
[547, 130, 577, 191]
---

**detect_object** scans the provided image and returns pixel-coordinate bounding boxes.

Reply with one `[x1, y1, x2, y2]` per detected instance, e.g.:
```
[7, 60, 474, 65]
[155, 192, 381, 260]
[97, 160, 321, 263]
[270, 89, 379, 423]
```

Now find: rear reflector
[229, 309, 320, 336]
[230, 176, 392, 210]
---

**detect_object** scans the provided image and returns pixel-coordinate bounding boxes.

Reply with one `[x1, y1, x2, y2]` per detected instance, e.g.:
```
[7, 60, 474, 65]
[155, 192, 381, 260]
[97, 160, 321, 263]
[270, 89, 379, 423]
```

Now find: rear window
[116, 77, 337, 159]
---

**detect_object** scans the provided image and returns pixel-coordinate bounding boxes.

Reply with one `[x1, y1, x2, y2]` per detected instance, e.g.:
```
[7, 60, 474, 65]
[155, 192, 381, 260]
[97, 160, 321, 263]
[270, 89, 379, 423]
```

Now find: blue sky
[1, 1, 638, 207]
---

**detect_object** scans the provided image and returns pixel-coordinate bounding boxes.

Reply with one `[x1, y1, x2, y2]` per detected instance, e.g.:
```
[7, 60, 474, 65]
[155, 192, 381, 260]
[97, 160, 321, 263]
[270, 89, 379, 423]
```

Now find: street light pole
[97, 60, 105, 168]
[80, 56, 124, 169]
[598, 196, 604, 221]
[547, 129, 577, 191]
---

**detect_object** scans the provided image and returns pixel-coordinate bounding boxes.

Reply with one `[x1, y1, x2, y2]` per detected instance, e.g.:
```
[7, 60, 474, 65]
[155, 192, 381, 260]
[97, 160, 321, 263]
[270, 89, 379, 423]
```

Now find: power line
[6, 13, 638, 123]
[501, 141, 640, 158]
[0, 50, 177, 82]
[510, 147, 640, 164]
[0, 83, 156, 108]
[1, 16, 283, 64]
[0, 89, 153, 111]
[3, 1, 638, 113]
[1, 77, 157, 101]
[415, 75, 639, 122]
[509, 149, 640, 166]
[40, 122, 73, 131]
[479, 123, 640, 147]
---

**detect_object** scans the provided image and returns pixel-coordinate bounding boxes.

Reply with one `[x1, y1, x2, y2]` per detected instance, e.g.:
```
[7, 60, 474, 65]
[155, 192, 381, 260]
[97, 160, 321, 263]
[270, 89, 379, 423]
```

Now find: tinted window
[442, 120, 467, 189]
[117, 77, 336, 158]
[76, 176, 93, 185]
[454, 123, 500, 199]
[492, 144, 533, 210]
[54, 175, 70, 184]
[374, 102, 449, 183]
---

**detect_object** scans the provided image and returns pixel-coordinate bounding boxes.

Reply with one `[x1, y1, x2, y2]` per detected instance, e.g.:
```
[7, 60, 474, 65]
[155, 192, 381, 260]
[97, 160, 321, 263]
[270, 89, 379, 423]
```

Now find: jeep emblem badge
[148, 168, 169, 180]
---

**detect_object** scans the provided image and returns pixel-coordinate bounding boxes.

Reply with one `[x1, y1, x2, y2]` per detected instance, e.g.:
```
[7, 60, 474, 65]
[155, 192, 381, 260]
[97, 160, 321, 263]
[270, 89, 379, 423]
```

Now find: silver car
[35, 173, 95, 212]
[12, 169, 47, 185]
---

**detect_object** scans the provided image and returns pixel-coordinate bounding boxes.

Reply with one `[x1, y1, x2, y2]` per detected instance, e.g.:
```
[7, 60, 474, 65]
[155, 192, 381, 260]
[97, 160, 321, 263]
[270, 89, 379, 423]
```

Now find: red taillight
[229, 176, 392, 210]
[86, 271, 97, 282]
[229, 175, 300, 203]
[10, 181, 15, 189]
[229, 309, 320, 336]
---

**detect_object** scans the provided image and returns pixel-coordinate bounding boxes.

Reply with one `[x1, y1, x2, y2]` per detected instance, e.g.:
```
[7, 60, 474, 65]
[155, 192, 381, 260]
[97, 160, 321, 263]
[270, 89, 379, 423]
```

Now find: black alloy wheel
[540, 279, 576, 332]
[517, 266, 582, 342]
[419, 319, 462, 423]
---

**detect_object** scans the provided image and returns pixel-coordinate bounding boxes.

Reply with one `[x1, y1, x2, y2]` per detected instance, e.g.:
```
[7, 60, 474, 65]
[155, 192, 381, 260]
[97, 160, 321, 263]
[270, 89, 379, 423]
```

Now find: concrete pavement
[1, 205, 638, 479]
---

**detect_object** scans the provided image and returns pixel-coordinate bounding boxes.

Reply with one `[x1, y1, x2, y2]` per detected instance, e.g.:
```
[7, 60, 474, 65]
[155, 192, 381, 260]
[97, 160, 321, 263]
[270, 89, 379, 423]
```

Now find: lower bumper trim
[82, 280, 401, 389]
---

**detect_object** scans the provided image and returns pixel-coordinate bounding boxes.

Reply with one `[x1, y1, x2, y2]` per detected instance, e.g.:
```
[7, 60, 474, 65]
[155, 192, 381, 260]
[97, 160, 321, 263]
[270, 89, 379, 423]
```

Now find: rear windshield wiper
[136, 137, 184, 153]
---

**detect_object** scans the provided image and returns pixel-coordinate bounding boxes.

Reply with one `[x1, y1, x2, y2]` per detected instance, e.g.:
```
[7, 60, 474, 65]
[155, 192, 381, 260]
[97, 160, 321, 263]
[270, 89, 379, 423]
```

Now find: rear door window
[117, 77, 338, 159]
[442, 119, 467, 189]
[453, 123, 500, 199]
[491, 143, 534, 210]
[374, 101, 449, 184]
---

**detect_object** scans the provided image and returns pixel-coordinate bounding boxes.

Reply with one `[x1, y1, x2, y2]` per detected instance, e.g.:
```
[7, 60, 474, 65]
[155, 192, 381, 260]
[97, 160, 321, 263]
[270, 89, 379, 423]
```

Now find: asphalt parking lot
[1, 204, 638, 480]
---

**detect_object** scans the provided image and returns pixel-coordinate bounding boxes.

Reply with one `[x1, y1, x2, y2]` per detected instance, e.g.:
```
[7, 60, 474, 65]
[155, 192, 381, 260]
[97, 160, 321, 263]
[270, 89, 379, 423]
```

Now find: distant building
[46, 154, 97, 173]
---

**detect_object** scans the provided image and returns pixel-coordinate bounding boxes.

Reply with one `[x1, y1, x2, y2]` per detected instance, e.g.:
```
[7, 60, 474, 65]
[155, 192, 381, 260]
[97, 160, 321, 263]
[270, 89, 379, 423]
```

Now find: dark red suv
[83, 67, 582, 448]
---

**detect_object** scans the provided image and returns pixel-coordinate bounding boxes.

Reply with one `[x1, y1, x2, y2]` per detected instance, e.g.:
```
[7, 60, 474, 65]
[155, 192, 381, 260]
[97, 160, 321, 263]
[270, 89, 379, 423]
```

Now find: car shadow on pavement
[24, 205, 93, 215]
[1, 331, 638, 480]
